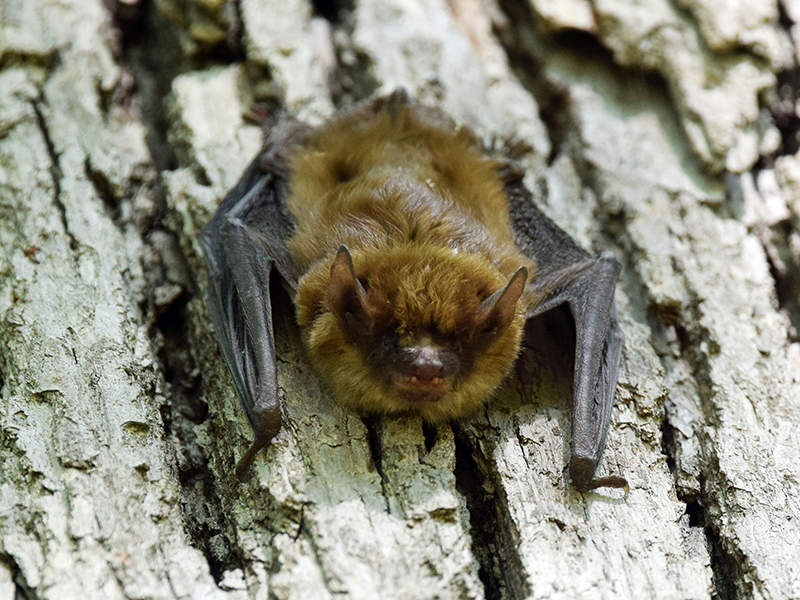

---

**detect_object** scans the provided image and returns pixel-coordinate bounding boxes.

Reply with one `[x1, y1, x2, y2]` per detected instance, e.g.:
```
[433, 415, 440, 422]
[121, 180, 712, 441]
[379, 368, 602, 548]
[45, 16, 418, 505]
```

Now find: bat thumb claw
[234, 436, 272, 481]
[570, 458, 629, 496]
[587, 476, 630, 497]
[234, 444, 260, 481]
[235, 410, 282, 481]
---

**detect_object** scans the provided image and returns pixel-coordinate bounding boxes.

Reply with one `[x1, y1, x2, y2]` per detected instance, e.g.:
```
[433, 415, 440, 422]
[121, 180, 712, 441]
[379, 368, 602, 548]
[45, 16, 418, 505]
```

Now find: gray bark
[1, 0, 799, 599]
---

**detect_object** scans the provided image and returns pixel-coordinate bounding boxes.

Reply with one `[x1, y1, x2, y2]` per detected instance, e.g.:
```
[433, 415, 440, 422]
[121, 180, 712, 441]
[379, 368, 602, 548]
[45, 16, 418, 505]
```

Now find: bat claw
[570, 456, 628, 496]
[234, 438, 270, 481]
[587, 475, 629, 497]
[234, 412, 281, 481]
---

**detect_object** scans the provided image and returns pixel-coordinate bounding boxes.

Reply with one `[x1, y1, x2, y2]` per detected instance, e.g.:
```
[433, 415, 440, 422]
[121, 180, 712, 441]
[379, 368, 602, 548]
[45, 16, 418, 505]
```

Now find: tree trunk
[1, 0, 799, 599]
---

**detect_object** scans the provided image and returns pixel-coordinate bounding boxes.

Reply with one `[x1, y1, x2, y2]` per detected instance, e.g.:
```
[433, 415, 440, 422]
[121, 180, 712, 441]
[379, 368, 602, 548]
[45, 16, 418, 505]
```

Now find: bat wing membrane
[503, 167, 625, 491]
[199, 123, 303, 478]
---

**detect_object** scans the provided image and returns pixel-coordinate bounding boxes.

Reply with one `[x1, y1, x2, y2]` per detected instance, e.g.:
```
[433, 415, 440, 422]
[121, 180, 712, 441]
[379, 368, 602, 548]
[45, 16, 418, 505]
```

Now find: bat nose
[397, 345, 457, 383]
[411, 350, 444, 382]
[394, 345, 452, 403]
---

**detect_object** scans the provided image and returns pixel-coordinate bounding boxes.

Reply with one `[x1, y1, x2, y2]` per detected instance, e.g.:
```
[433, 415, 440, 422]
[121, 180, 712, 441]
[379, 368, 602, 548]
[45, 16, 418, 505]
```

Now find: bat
[199, 91, 626, 491]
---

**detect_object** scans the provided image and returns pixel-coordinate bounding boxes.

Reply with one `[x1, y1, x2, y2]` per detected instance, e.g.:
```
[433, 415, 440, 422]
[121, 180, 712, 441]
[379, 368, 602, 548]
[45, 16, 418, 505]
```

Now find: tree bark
[1, 0, 799, 599]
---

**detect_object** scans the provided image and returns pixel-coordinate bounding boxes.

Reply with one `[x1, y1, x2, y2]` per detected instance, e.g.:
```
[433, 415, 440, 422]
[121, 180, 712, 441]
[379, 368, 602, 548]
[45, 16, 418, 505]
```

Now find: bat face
[294, 243, 529, 423]
[200, 91, 624, 489]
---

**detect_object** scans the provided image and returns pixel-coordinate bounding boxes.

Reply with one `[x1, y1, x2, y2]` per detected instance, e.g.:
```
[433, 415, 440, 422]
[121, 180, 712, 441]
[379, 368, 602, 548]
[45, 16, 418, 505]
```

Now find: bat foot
[587, 475, 629, 497]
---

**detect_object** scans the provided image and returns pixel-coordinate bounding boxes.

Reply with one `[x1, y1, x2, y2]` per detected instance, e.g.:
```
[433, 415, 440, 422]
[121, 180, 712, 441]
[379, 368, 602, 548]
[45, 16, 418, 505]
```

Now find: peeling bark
[2, 0, 799, 599]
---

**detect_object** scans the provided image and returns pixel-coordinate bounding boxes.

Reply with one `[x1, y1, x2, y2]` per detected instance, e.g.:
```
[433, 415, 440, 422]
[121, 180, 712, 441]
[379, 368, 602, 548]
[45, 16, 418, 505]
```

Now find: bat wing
[502, 166, 625, 492]
[198, 118, 308, 479]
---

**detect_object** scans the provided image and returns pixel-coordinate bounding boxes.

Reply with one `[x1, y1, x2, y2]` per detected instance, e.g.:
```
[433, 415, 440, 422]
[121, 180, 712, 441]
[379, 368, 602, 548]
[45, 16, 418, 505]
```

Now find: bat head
[295, 244, 529, 422]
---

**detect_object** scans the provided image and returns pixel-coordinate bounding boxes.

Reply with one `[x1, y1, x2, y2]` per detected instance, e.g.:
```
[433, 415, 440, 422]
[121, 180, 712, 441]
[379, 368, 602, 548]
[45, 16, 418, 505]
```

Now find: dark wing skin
[198, 118, 308, 479]
[501, 166, 625, 492]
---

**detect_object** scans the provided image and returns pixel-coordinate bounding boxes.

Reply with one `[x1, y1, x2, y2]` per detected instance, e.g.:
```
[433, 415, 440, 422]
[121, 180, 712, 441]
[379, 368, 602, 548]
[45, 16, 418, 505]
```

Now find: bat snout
[410, 345, 445, 379]
[392, 345, 457, 403]
[410, 361, 444, 382]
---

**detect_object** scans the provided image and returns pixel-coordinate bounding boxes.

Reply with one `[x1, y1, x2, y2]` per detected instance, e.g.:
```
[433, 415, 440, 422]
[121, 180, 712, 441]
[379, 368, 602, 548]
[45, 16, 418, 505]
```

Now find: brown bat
[199, 91, 625, 491]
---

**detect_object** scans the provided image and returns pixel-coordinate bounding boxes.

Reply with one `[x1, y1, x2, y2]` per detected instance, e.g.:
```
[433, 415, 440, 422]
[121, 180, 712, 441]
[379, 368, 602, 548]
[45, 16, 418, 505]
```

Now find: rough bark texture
[1, 0, 799, 599]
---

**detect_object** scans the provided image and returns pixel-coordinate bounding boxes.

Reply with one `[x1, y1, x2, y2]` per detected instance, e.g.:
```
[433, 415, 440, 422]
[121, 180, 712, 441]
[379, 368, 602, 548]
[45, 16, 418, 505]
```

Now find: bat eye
[380, 333, 400, 351]
[358, 277, 370, 292]
[332, 161, 356, 183]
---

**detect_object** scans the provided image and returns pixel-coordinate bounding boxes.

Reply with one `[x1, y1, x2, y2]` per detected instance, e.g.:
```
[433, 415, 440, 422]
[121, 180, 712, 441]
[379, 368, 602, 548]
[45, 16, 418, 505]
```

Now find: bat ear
[329, 246, 375, 340]
[477, 267, 528, 343]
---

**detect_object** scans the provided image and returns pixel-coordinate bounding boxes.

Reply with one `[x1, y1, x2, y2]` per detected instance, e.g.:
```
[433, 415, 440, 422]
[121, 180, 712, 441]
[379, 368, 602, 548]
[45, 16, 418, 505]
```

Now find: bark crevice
[453, 426, 530, 600]
[112, 1, 246, 582]
[0, 554, 37, 600]
[31, 97, 77, 254]
[118, 1, 186, 172]
[361, 415, 390, 498]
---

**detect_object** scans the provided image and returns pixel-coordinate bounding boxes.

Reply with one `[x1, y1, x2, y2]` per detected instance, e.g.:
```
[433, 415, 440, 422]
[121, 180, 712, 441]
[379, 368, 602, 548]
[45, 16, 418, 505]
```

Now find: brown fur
[287, 102, 536, 422]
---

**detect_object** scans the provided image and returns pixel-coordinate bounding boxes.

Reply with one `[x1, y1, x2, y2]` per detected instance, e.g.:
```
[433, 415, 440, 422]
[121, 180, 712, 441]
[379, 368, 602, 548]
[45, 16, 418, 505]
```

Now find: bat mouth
[384, 343, 458, 403]
[394, 374, 451, 403]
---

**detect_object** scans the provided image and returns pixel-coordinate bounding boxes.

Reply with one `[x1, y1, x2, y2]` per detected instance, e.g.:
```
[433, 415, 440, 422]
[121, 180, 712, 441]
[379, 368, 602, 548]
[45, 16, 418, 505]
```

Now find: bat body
[200, 92, 625, 490]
